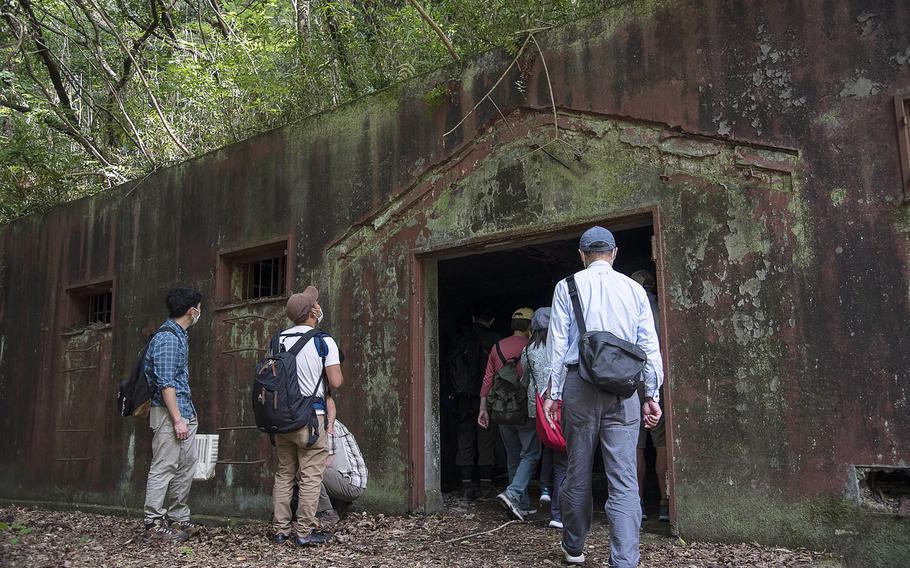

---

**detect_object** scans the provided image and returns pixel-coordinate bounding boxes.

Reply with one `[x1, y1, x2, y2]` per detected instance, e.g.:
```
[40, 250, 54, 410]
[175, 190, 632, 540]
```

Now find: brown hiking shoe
[168, 519, 205, 537]
[144, 519, 189, 542]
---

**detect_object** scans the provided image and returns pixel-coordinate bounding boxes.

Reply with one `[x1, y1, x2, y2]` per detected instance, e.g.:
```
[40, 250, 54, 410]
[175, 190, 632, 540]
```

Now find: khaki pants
[144, 407, 198, 523]
[272, 423, 328, 536]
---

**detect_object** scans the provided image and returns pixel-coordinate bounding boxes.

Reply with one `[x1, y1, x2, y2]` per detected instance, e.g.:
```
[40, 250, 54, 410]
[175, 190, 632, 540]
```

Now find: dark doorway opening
[434, 223, 668, 533]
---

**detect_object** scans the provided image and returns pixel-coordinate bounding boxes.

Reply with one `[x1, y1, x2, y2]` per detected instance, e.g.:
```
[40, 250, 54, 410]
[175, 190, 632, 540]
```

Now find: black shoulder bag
[566, 275, 647, 398]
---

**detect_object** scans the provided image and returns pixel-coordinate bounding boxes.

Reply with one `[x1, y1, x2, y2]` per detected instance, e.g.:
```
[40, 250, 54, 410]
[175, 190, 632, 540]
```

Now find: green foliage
[424, 83, 450, 108]
[0, 0, 626, 223]
[1, 520, 34, 544]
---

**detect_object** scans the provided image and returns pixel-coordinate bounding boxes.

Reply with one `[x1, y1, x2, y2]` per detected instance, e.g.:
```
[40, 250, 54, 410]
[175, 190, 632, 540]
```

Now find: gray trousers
[560, 368, 641, 568]
[144, 407, 198, 523]
[317, 468, 364, 515]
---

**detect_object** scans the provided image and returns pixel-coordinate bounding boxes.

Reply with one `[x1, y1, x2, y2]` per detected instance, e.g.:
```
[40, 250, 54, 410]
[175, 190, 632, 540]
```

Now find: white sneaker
[548, 519, 563, 529]
[560, 541, 585, 564]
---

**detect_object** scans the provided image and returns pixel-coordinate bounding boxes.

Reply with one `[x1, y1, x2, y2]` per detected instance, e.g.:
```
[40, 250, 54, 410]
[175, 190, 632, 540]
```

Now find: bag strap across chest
[272, 329, 330, 398]
[270, 329, 324, 359]
[566, 275, 588, 337]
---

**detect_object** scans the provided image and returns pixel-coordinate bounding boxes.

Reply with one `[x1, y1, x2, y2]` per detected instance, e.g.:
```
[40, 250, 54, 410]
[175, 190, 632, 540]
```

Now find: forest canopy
[0, 0, 624, 222]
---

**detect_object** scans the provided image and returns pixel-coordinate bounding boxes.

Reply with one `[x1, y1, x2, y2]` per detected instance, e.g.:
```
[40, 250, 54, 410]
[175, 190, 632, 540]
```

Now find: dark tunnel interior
[434, 224, 668, 530]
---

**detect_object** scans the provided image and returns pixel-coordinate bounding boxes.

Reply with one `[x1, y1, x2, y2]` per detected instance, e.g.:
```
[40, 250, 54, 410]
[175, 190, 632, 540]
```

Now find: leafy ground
[0, 499, 839, 567]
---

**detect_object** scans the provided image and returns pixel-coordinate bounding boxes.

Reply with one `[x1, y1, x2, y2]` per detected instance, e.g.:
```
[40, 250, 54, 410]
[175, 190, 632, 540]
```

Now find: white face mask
[190, 307, 201, 326]
[316, 307, 324, 325]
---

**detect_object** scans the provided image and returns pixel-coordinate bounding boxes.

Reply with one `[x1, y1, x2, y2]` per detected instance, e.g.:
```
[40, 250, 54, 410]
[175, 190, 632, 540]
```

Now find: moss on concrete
[677, 483, 910, 568]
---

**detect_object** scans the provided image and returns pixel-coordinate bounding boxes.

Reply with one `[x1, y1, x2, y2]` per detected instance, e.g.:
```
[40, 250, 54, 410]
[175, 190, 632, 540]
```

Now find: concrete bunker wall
[0, 0, 908, 563]
[328, 108, 811, 510]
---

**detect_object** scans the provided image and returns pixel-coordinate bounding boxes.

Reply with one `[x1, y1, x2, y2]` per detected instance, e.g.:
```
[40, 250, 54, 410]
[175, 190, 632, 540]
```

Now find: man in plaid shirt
[317, 419, 368, 524]
[142, 287, 203, 541]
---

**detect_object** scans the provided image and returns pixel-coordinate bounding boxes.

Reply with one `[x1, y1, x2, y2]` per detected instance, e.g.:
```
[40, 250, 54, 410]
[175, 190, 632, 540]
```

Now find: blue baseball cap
[579, 226, 616, 252]
[531, 307, 551, 331]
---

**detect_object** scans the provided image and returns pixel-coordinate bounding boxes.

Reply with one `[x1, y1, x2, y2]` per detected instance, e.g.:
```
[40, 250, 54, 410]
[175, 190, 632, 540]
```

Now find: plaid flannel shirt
[329, 420, 368, 490]
[145, 319, 196, 420]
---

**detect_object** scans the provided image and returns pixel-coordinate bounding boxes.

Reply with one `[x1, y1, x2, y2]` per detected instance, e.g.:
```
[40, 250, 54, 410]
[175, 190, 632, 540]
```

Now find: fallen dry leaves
[0, 500, 838, 567]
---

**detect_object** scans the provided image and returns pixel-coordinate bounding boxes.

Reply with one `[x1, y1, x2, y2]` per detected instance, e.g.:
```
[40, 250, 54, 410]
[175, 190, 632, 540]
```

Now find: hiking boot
[296, 530, 334, 546]
[144, 519, 189, 542]
[317, 509, 340, 528]
[478, 478, 494, 500]
[272, 532, 292, 544]
[461, 480, 479, 501]
[496, 492, 525, 521]
[168, 519, 204, 537]
[539, 487, 551, 506]
[658, 500, 670, 522]
[548, 519, 564, 529]
[561, 541, 585, 564]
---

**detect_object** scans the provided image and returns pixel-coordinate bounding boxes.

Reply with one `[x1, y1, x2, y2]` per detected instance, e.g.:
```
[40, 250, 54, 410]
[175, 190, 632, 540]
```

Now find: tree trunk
[296, 0, 310, 39]
[322, 1, 357, 95]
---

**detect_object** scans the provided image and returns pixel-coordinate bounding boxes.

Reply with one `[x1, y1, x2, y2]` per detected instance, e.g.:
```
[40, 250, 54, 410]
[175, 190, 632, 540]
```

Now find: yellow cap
[511, 307, 534, 320]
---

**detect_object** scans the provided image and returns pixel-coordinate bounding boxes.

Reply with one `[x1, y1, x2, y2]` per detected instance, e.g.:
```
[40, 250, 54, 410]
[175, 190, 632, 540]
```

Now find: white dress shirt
[546, 260, 663, 401]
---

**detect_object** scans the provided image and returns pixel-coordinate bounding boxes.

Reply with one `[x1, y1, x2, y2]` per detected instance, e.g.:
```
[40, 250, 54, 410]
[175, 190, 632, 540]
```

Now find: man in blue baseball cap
[542, 226, 664, 566]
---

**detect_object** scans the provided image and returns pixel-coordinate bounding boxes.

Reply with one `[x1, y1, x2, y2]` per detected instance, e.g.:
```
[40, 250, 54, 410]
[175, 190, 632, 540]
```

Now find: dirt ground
[1, 498, 839, 567]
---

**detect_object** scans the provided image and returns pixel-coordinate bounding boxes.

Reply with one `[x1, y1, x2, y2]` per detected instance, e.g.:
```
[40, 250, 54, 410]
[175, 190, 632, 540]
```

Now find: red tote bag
[535, 394, 567, 452]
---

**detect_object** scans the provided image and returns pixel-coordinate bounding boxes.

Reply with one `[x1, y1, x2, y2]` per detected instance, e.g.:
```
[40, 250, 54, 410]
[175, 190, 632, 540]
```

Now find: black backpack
[486, 342, 529, 425]
[448, 331, 483, 396]
[118, 327, 179, 418]
[252, 329, 329, 446]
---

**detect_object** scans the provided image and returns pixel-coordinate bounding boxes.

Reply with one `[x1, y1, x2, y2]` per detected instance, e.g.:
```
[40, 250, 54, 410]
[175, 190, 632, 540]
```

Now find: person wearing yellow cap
[477, 306, 540, 521]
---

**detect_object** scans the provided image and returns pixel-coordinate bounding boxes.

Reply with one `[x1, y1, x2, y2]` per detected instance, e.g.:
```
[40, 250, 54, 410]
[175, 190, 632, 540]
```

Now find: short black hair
[166, 287, 202, 318]
[473, 304, 496, 322]
[582, 249, 614, 261]
[510, 318, 531, 333]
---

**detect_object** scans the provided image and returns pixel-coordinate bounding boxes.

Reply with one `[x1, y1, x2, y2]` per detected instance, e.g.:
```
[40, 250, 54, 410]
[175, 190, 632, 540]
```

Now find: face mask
[316, 307, 324, 325]
[190, 307, 201, 326]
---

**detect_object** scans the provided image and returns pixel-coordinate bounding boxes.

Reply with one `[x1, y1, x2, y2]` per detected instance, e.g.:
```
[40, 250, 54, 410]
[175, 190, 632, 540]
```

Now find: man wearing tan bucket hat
[270, 286, 345, 546]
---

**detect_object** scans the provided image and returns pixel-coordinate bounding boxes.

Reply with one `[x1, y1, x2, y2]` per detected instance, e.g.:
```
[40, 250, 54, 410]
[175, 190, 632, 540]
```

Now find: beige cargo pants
[143, 406, 198, 523]
[272, 423, 328, 537]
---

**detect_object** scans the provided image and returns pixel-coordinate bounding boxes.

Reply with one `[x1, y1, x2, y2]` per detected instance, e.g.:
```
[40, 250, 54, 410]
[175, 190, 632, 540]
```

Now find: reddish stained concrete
[0, 1, 908, 563]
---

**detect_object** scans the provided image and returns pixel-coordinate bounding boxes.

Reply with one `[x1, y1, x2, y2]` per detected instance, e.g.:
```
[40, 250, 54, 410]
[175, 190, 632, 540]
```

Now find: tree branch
[16, 0, 76, 121]
[441, 520, 520, 544]
[0, 93, 31, 113]
[443, 33, 531, 138]
[1, 10, 26, 67]
[206, 0, 231, 38]
[408, 0, 460, 63]
[114, 0, 162, 92]
[83, 0, 192, 156]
